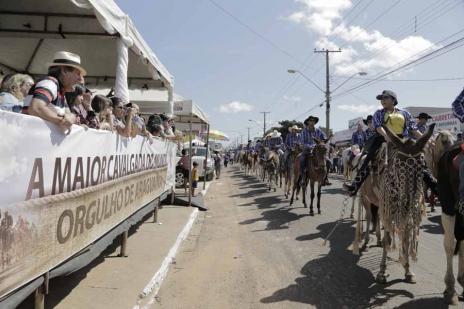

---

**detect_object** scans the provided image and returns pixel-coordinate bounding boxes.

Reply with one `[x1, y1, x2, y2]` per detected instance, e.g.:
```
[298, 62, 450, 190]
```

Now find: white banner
[0, 111, 176, 298]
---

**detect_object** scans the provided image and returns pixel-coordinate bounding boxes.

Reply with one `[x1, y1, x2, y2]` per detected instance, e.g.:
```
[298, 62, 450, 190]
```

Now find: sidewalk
[18, 183, 213, 309]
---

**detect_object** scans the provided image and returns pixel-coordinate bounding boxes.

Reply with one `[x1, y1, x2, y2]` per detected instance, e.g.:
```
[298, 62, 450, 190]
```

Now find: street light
[332, 72, 367, 93]
[287, 69, 325, 93]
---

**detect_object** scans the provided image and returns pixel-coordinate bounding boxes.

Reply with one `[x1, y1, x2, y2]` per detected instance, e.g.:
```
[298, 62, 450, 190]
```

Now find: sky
[116, 0, 464, 142]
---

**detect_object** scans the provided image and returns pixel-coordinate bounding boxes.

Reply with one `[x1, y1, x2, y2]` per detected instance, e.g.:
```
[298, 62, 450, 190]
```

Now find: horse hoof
[318, 209, 321, 214]
[444, 289, 459, 305]
[376, 241, 382, 247]
[376, 273, 387, 284]
[350, 214, 354, 219]
[274, 188, 277, 192]
[296, 197, 299, 201]
[431, 208, 435, 212]
[361, 244, 369, 252]
[405, 273, 416, 284]
[309, 210, 314, 216]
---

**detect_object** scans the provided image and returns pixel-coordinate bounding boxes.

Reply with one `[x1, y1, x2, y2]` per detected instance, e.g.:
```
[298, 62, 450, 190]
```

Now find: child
[191, 161, 199, 197]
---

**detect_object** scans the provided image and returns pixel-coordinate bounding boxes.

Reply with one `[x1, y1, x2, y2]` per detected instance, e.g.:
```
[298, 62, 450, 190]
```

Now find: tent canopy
[0, 0, 173, 90]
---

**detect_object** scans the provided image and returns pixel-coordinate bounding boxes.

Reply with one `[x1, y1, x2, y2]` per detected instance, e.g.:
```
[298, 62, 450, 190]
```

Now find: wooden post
[188, 115, 193, 206]
[119, 230, 128, 257]
[170, 186, 175, 204]
[203, 123, 210, 190]
[153, 205, 158, 223]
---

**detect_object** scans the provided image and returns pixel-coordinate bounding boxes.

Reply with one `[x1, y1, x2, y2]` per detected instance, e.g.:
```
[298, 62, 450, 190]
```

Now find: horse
[430, 130, 464, 305]
[289, 140, 327, 216]
[374, 124, 435, 284]
[342, 145, 361, 181]
[284, 146, 302, 199]
[241, 151, 253, 176]
[264, 149, 280, 192]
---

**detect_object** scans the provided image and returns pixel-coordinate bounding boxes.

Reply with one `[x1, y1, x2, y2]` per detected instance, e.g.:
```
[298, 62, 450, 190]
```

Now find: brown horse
[375, 124, 435, 284]
[284, 146, 302, 199]
[264, 149, 280, 192]
[289, 140, 327, 216]
[241, 151, 253, 176]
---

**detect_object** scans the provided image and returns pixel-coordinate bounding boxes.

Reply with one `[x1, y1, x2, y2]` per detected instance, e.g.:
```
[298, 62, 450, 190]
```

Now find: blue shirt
[301, 127, 326, 148]
[269, 136, 284, 148]
[373, 107, 418, 138]
[452, 87, 464, 123]
[365, 127, 376, 140]
[351, 130, 366, 147]
[285, 132, 301, 149]
[417, 123, 427, 134]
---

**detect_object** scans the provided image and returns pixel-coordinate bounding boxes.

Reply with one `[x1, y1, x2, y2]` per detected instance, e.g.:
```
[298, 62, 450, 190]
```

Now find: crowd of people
[0, 51, 180, 142]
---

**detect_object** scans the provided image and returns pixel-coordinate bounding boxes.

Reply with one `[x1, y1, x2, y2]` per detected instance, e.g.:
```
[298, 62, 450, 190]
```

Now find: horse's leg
[442, 213, 459, 305]
[362, 199, 371, 251]
[457, 240, 464, 298]
[376, 231, 391, 284]
[308, 181, 314, 215]
[372, 205, 382, 247]
[316, 182, 322, 214]
[401, 229, 416, 284]
[350, 197, 355, 219]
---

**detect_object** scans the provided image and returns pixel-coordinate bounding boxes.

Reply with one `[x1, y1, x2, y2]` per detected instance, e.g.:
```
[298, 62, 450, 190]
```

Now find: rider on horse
[284, 125, 302, 165]
[268, 130, 284, 154]
[299, 116, 326, 180]
[352, 122, 367, 150]
[364, 115, 376, 140]
[415, 112, 433, 135]
[451, 87, 464, 211]
[344, 90, 438, 197]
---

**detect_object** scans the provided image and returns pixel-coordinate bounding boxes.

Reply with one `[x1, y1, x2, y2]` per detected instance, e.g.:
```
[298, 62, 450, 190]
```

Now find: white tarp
[0, 0, 174, 111]
[0, 110, 177, 298]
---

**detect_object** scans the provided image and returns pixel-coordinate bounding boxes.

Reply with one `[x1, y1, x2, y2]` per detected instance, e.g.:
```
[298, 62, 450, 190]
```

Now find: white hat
[48, 51, 86, 75]
[271, 130, 281, 138]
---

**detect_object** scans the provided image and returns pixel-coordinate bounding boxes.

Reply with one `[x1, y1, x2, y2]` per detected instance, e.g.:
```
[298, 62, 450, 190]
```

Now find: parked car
[175, 146, 214, 187]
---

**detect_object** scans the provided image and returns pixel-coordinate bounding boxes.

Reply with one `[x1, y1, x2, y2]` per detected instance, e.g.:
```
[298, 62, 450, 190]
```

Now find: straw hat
[48, 51, 86, 75]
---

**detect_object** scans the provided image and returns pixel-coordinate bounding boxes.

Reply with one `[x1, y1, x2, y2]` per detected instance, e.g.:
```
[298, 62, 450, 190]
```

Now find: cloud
[337, 104, 377, 114]
[283, 95, 302, 102]
[219, 101, 254, 113]
[287, 0, 437, 76]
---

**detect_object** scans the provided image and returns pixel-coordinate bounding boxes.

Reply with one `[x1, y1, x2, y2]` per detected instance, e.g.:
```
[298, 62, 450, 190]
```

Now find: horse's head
[383, 123, 435, 156]
[313, 139, 328, 168]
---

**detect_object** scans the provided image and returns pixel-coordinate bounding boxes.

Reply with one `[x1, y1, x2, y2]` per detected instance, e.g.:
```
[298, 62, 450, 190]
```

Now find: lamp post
[331, 72, 367, 93]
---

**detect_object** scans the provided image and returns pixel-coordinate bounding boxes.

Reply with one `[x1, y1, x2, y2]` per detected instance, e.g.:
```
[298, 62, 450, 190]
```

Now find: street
[156, 165, 450, 309]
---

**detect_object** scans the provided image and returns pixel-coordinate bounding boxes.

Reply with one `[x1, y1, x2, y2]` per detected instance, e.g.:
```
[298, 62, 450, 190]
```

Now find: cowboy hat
[362, 115, 373, 125]
[270, 130, 281, 138]
[415, 112, 432, 120]
[304, 115, 319, 125]
[48, 51, 87, 75]
[288, 124, 302, 132]
[376, 90, 398, 105]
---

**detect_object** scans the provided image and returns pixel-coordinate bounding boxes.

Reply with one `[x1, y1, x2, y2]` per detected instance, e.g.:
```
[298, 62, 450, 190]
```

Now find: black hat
[304, 115, 319, 125]
[376, 90, 398, 105]
[415, 112, 432, 120]
[247, 140, 252, 143]
[362, 115, 373, 125]
[159, 113, 169, 121]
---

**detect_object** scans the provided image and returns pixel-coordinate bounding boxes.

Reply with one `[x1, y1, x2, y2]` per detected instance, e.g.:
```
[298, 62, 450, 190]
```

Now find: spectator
[130, 103, 152, 141]
[110, 96, 133, 137]
[160, 113, 175, 137]
[91, 95, 113, 131]
[148, 124, 163, 138]
[213, 151, 221, 179]
[28, 51, 85, 132]
[191, 161, 199, 197]
[66, 84, 99, 129]
[0, 74, 34, 113]
[177, 149, 190, 194]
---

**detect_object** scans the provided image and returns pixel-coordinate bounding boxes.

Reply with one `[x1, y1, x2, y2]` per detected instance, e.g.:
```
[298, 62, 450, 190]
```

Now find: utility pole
[246, 127, 251, 141]
[314, 48, 341, 137]
[260, 111, 270, 136]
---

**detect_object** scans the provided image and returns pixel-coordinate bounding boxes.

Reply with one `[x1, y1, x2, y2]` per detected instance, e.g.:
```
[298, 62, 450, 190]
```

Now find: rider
[300, 116, 326, 181]
[284, 125, 302, 165]
[415, 112, 432, 134]
[363, 115, 376, 140]
[451, 87, 464, 210]
[268, 129, 284, 154]
[245, 139, 253, 154]
[344, 90, 438, 196]
[351, 122, 367, 149]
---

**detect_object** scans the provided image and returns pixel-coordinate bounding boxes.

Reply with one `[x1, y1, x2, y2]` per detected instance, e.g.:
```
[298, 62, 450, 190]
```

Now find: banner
[0, 111, 176, 299]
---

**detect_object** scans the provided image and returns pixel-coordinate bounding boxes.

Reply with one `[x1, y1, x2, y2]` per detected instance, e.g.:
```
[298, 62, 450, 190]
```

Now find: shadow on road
[394, 297, 448, 308]
[261, 219, 414, 308]
[239, 204, 308, 231]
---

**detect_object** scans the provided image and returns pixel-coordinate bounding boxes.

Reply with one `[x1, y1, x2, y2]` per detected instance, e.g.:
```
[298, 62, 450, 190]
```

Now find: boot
[343, 166, 370, 197]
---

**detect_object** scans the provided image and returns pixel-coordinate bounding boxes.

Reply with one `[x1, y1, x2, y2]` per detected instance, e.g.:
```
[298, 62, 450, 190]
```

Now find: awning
[0, 0, 174, 111]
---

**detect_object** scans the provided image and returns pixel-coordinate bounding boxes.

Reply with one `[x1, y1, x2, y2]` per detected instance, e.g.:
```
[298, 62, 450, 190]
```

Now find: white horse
[342, 145, 361, 181]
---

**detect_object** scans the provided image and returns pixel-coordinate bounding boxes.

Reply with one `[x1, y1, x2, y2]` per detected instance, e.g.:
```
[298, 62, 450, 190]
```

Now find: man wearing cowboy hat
[29, 51, 86, 132]
[268, 129, 284, 152]
[351, 122, 367, 149]
[415, 112, 433, 134]
[344, 90, 437, 196]
[283, 124, 302, 172]
[299, 115, 326, 179]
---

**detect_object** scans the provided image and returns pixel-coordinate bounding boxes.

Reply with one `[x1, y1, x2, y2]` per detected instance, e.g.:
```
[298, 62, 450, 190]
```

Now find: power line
[206, 0, 304, 65]
[333, 76, 464, 82]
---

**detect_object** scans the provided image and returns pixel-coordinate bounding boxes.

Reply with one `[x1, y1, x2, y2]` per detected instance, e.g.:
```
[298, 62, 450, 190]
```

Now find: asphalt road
[156, 165, 452, 309]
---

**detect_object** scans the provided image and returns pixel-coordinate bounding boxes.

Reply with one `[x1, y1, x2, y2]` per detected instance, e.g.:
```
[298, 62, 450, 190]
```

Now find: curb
[133, 208, 199, 309]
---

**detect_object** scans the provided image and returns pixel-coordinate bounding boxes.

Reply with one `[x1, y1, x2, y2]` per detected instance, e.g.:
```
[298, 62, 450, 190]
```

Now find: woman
[66, 84, 99, 129]
[0, 73, 34, 113]
[110, 96, 133, 137]
[344, 90, 437, 196]
[91, 95, 113, 131]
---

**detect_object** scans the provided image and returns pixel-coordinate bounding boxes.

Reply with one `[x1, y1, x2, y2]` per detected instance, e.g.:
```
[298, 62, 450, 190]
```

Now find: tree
[264, 120, 304, 140]
[319, 127, 333, 138]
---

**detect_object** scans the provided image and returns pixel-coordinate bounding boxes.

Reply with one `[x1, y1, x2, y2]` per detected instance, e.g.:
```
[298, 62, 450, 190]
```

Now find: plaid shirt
[351, 130, 366, 147]
[285, 132, 301, 149]
[373, 107, 418, 138]
[417, 123, 427, 134]
[301, 127, 326, 148]
[365, 127, 376, 140]
[268, 136, 284, 148]
[452, 87, 464, 123]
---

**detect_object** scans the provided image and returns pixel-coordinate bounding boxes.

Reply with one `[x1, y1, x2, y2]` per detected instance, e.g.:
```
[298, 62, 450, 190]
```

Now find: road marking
[133, 208, 199, 309]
